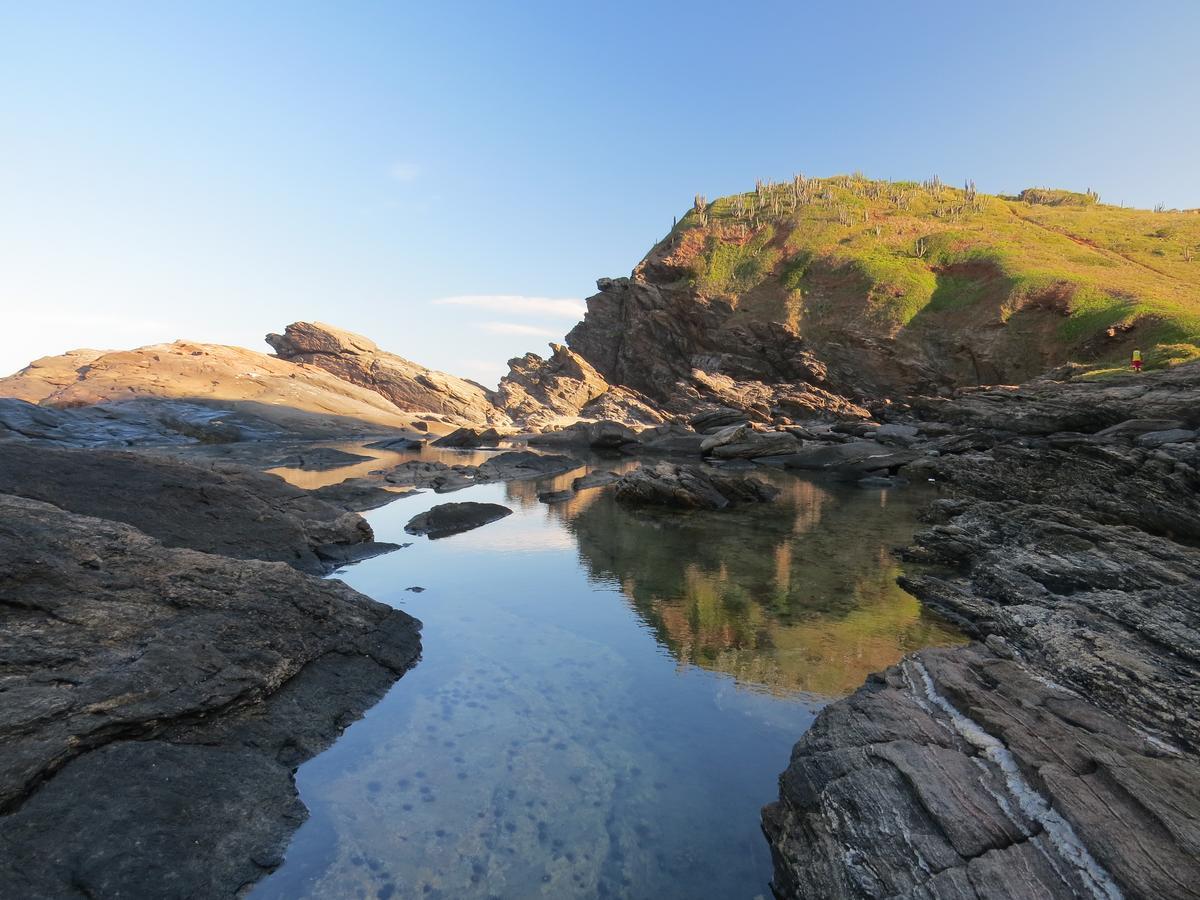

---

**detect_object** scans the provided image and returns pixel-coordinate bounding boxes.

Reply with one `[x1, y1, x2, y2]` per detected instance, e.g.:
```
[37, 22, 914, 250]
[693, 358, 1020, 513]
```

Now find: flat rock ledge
[763, 498, 1200, 900]
[405, 501, 514, 539]
[0, 494, 422, 898]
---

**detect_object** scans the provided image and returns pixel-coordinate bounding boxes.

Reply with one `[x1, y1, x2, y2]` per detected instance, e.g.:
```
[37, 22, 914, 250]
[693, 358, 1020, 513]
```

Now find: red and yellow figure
[1132, 349, 1143, 373]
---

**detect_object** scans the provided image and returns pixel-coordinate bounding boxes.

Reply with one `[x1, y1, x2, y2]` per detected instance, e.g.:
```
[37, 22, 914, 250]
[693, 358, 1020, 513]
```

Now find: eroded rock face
[0, 444, 392, 574]
[495, 343, 664, 427]
[267, 321, 505, 425]
[562, 277, 872, 423]
[0, 495, 422, 897]
[0, 341, 422, 435]
[613, 462, 779, 510]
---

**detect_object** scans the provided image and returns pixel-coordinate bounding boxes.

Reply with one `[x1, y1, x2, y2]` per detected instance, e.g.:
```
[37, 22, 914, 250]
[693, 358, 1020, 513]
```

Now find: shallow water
[253, 448, 963, 899]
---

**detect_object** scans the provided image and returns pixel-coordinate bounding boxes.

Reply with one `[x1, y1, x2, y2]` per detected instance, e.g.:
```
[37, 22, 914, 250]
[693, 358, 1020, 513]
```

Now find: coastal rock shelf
[0, 494, 421, 898]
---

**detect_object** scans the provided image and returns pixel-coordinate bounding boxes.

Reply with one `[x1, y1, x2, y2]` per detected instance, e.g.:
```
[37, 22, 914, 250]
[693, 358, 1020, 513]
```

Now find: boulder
[874, 423, 920, 446]
[404, 502, 513, 539]
[689, 408, 751, 433]
[476, 451, 582, 482]
[701, 424, 800, 459]
[613, 463, 780, 511]
[572, 471, 620, 491]
[528, 419, 640, 450]
[432, 426, 502, 448]
[781, 441, 911, 473]
[537, 489, 574, 504]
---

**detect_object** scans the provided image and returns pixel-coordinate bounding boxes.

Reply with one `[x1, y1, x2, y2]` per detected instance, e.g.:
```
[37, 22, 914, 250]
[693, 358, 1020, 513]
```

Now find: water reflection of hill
[565, 472, 965, 698]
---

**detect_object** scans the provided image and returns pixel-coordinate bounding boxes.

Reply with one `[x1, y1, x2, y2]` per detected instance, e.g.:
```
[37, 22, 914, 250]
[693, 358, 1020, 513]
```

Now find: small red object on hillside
[1132, 349, 1143, 373]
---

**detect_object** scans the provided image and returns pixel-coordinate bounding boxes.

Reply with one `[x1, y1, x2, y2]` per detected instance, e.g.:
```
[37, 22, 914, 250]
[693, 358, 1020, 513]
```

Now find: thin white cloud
[477, 321, 559, 337]
[388, 161, 421, 182]
[433, 295, 585, 318]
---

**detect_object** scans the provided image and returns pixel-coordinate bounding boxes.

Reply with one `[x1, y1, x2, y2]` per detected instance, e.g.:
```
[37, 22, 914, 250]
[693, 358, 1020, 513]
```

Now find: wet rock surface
[0, 495, 421, 898]
[404, 501, 514, 539]
[613, 462, 780, 510]
[0, 443, 393, 574]
[764, 364, 1200, 900]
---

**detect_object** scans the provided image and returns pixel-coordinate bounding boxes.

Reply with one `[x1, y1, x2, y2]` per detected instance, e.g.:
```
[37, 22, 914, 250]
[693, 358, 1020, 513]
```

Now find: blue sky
[2, 1, 1198, 382]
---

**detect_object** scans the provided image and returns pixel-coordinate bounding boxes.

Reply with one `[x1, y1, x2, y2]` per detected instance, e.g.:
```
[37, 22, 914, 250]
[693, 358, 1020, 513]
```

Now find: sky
[2, 1, 1199, 383]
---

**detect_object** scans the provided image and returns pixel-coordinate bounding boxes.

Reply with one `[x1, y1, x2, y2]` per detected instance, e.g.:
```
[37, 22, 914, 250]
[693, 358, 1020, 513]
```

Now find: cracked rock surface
[764, 367, 1200, 899]
[0, 494, 421, 898]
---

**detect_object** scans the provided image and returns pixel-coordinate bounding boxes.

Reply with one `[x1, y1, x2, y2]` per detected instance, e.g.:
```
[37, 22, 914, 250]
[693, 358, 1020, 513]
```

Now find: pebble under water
[253, 446, 964, 899]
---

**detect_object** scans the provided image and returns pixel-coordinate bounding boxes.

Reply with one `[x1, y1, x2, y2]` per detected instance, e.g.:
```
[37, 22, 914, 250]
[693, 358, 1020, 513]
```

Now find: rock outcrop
[267, 321, 504, 425]
[0, 494, 421, 898]
[404, 501, 513, 539]
[560, 277, 873, 423]
[494, 343, 665, 427]
[764, 363, 1200, 900]
[0, 340, 422, 436]
[0, 444, 394, 574]
[613, 462, 780, 510]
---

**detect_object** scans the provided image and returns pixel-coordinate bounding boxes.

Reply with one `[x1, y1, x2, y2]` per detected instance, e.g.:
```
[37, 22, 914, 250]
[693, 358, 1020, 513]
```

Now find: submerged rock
[270, 446, 373, 470]
[613, 462, 779, 510]
[404, 502, 513, 539]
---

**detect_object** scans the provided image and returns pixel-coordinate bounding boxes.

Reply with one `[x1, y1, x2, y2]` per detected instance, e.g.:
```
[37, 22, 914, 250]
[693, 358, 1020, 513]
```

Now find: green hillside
[656, 175, 1200, 374]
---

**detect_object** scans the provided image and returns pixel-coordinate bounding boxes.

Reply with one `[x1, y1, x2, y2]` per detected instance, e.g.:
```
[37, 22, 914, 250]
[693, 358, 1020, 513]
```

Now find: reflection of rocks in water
[567, 471, 965, 697]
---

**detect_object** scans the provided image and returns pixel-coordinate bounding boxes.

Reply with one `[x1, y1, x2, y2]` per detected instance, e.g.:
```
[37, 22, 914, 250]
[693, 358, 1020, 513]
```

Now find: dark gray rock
[0, 495, 421, 898]
[874, 422, 919, 445]
[1135, 427, 1196, 447]
[782, 440, 916, 475]
[363, 435, 425, 451]
[572, 470, 620, 491]
[528, 419, 640, 449]
[269, 447, 372, 470]
[432, 426, 502, 448]
[700, 424, 800, 459]
[613, 462, 779, 511]
[0, 444, 388, 574]
[404, 501, 513, 539]
[310, 477, 412, 511]
[689, 408, 751, 433]
[475, 450, 581, 482]
[538, 489, 574, 503]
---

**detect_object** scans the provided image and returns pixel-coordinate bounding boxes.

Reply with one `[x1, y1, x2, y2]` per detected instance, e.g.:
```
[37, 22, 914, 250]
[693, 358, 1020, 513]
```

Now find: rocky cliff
[267, 321, 505, 425]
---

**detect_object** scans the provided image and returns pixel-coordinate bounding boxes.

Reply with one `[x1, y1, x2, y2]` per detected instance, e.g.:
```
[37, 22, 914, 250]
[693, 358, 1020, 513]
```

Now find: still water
[254, 447, 963, 899]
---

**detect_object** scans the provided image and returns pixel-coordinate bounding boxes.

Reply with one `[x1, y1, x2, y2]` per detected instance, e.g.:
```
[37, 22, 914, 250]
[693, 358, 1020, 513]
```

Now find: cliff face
[553, 177, 1200, 421]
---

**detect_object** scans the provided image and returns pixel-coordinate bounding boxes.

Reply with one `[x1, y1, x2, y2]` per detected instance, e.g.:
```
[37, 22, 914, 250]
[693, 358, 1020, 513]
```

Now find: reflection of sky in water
[255, 447, 963, 899]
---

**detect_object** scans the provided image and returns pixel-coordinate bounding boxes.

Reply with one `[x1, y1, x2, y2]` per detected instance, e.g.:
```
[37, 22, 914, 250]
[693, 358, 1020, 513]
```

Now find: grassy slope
[666, 176, 1200, 372]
